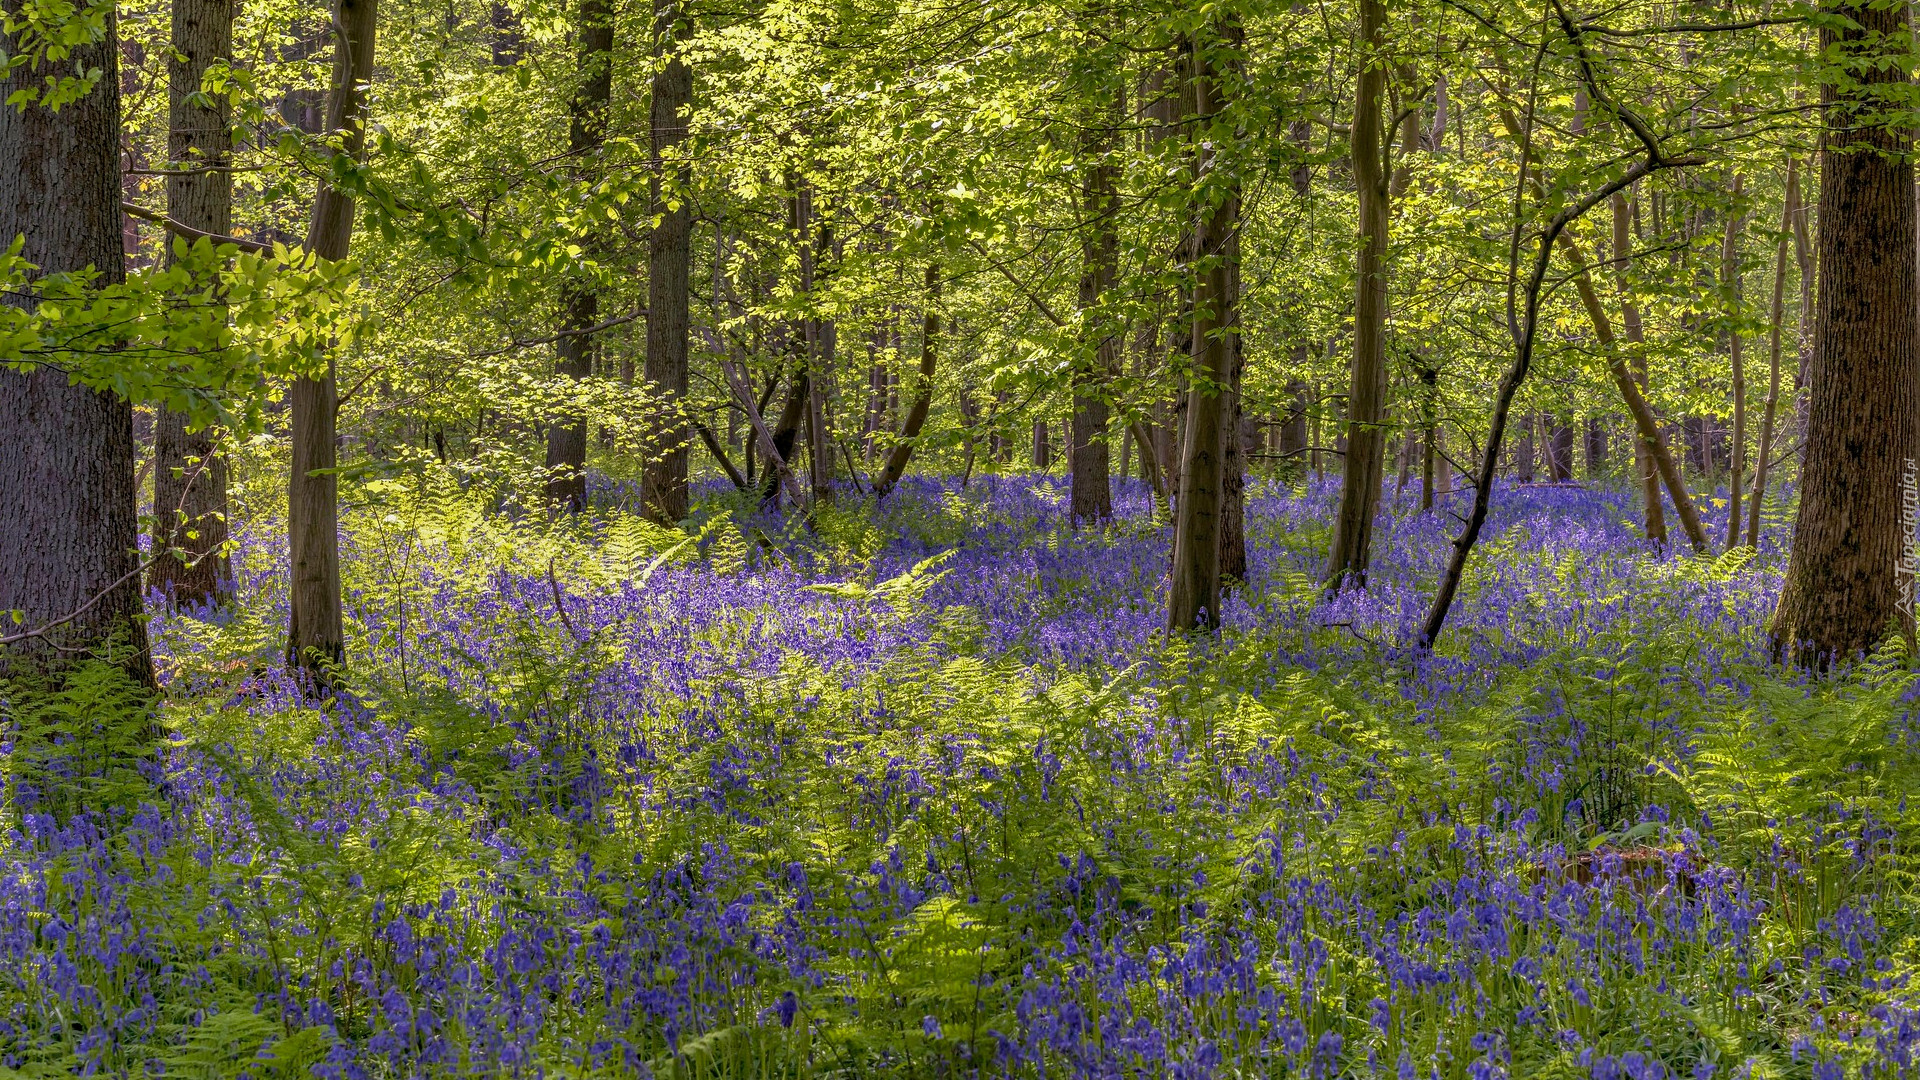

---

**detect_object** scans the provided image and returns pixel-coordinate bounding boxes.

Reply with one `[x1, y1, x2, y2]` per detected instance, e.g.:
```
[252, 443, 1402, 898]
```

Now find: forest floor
[5, 473, 1919, 1079]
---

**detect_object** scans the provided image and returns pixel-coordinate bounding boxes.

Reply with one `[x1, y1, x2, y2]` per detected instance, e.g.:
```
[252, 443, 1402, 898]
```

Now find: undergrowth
[1, 473, 1917, 1079]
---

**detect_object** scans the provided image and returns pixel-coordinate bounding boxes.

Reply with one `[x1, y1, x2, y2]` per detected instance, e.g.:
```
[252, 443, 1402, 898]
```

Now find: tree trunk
[1166, 21, 1238, 633]
[1613, 190, 1667, 543]
[545, 0, 614, 514]
[1584, 416, 1608, 477]
[150, 0, 235, 609]
[1772, 0, 1920, 664]
[1071, 68, 1118, 524]
[1323, 0, 1389, 590]
[1722, 171, 1747, 551]
[874, 264, 941, 498]
[287, 0, 376, 679]
[1560, 232, 1710, 551]
[1547, 415, 1574, 481]
[642, 3, 691, 523]
[1032, 418, 1051, 469]
[1747, 158, 1799, 547]
[0, 3, 150, 682]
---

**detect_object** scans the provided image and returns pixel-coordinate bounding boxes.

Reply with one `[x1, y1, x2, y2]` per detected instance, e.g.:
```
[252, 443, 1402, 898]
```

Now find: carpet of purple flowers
[5, 473, 1920, 1078]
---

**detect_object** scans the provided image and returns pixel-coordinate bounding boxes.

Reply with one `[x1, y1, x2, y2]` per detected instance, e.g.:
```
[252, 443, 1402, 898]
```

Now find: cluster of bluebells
[1, 472, 1916, 1077]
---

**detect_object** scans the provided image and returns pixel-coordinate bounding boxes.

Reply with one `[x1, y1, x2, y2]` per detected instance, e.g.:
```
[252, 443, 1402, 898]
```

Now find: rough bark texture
[1324, 0, 1388, 590]
[149, 0, 235, 609]
[544, 0, 614, 514]
[1772, 0, 1920, 664]
[287, 0, 375, 678]
[873, 265, 940, 498]
[642, 4, 692, 523]
[1165, 24, 1237, 633]
[0, 5, 150, 681]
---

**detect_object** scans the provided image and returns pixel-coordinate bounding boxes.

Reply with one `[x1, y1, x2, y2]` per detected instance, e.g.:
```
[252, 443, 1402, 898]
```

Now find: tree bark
[1560, 232, 1710, 550]
[0, 2, 150, 682]
[1166, 22, 1238, 633]
[1612, 190, 1667, 543]
[1772, 0, 1920, 665]
[873, 264, 940, 498]
[287, 0, 375, 679]
[642, 2, 691, 523]
[1071, 66, 1118, 524]
[150, 0, 235, 609]
[1324, 0, 1388, 590]
[1746, 158, 1798, 548]
[544, 0, 614, 514]
[1721, 171, 1747, 551]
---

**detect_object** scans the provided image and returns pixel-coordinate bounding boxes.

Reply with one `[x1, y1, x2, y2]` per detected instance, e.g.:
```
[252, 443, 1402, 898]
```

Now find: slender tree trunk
[1166, 22, 1238, 632]
[874, 264, 941, 498]
[287, 0, 376, 679]
[1612, 190, 1667, 543]
[1772, 0, 1920, 664]
[1561, 233, 1710, 550]
[544, 0, 614, 514]
[1033, 418, 1051, 469]
[1722, 172, 1748, 551]
[150, 0, 235, 609]
[1071, 67, 1119, 523]
[0, 3, 150, 682]
[1747, 158, 1799, 547]
[642, 2, 691, 523]
[1324, 0, 1389, 589]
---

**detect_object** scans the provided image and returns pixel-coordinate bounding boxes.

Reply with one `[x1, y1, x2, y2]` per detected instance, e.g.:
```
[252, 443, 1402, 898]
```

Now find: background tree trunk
[0, 1, 150, 682]
[1747, 158, 1798, 547]
[287, 0, 375, 679]
[1772, 0, 1920, 664]
[873, 264, 940, 498]
[1722, 171, 1747, 552]
[544, 0, 614, 514]
[1071, 67, 1118, 524]
[150, 0, 235, 609]
[643, 3, 692, 523]
[1613, 190, 1667, 543]
[1323, 0, 1389, 590]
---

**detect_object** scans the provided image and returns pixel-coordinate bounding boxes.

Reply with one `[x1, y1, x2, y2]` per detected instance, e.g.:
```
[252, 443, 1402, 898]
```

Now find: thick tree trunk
[1166, 22, 1238, 632]
[1772, 0, 1920, 664]
[150, 0, 235, 609]
[1323, 0, 1389, 590]
[1547, 415, 1574, 481]
[0, 3, 149, 681]
[643, 4, 691, 523]
[544, 0, 614, 514]
[287, 0, 375, 679]
[1747, 158, 1798, 548]
[1584, 416, 1608, 477]
[873, 264, 941, 498]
